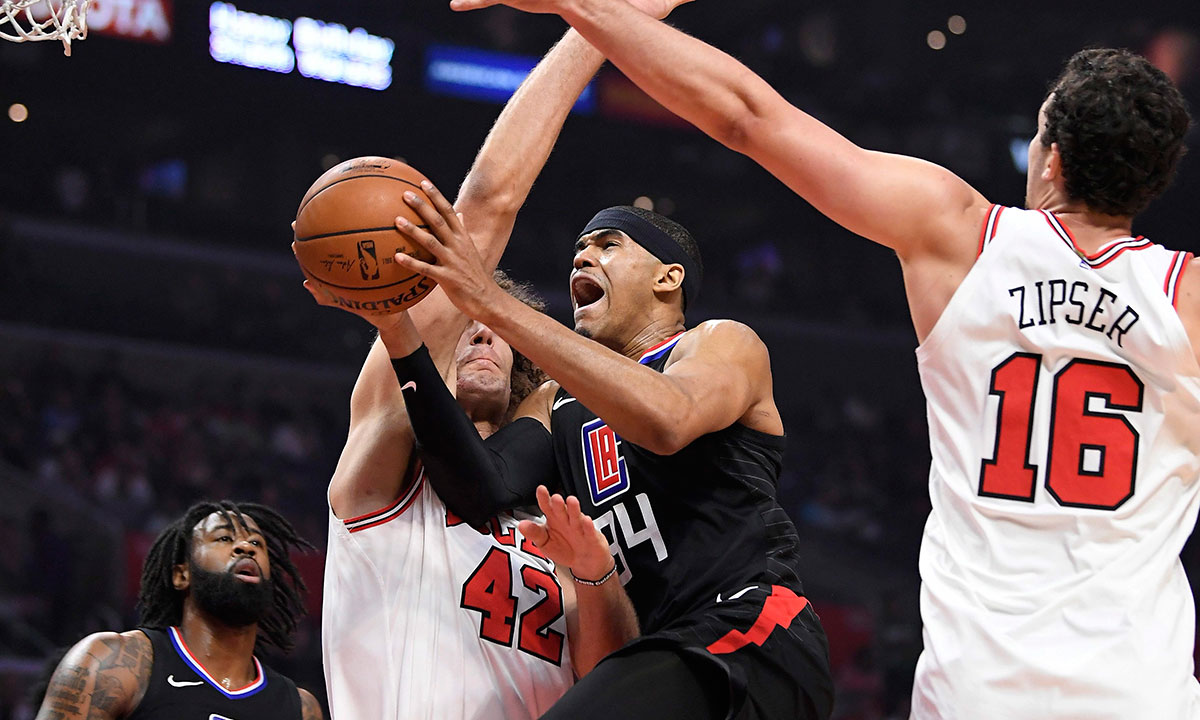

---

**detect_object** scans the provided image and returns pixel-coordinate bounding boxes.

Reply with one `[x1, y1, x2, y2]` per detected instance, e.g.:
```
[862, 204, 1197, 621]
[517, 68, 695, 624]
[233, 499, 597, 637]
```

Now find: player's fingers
[546, 493, 570, 528]
[535, 485, 553, 516]
[394, 215, 446, 257]
[302, 279, 334, 307]
[420, 180, 466, 237]
[564, 495, 584, 531]
[518, 519, 549, 547]
[392, 251, 439, 280]
[403, 190, 453, 242]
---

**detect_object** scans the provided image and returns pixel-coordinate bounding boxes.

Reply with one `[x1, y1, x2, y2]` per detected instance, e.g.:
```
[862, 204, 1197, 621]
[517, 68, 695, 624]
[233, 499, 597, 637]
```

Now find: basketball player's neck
[474, 418, 501, 439]
[461, 394, 505, 438]
[1037, 195, 1135, 252]
[178, 606, 259, 687]
[617, 318, 687, 360]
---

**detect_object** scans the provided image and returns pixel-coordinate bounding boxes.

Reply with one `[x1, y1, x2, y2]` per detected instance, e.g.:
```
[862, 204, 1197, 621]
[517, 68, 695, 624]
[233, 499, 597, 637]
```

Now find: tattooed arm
[35, 631, 151, 720]
[298, 688, 324, 720]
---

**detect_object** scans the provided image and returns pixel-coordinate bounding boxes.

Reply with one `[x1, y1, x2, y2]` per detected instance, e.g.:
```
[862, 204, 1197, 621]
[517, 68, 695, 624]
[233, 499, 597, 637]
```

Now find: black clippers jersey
[129, 627, 301, 720]
[550, 333, 807, 633]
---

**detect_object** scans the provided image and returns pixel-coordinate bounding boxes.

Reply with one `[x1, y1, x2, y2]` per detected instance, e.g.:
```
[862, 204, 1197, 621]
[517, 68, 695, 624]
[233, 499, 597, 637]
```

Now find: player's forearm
[475, 293, 694, 454]
[559, 0, 770, 152]
[570, 582, 639, 675]
[455, 29, 604, 269]
[348, 312, 458, 425]
[390, 344, 551, 524]
[558, 0, 992, 257]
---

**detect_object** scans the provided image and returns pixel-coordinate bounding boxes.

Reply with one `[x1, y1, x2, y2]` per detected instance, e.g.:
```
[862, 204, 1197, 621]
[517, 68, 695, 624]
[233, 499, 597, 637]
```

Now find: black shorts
[542, 584, 833, 720]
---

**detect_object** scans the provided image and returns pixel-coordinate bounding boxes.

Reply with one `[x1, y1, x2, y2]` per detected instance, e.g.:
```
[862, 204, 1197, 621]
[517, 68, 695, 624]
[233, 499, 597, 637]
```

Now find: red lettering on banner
[87, 0, 173, 43]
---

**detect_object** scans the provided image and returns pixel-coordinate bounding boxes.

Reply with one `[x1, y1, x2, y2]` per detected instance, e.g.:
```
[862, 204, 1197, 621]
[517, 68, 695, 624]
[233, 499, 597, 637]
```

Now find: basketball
[293, 156, 438, 316]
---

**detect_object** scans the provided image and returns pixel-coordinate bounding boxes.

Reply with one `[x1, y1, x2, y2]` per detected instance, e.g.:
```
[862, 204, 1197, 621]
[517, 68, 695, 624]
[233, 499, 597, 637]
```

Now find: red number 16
[979, 353, 1143, 510]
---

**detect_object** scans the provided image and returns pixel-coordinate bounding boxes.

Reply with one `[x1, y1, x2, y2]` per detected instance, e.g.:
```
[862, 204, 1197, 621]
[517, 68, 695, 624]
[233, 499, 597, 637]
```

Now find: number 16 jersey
[912, 206, 1200, 719]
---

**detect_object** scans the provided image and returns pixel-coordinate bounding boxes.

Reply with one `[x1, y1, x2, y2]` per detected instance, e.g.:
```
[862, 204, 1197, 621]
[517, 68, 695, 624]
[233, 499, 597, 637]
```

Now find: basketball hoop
[0, 0, 91, 56]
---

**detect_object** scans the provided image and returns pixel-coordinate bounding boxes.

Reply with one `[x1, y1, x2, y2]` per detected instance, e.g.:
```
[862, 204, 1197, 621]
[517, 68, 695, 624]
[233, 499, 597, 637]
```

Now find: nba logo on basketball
[357, 239, 380, 280]
[582, 418, 630, 505]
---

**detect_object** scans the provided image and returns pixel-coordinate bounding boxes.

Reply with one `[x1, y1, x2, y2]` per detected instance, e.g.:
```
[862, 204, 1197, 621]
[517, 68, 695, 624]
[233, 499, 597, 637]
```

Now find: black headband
[579, 207, 701, 310]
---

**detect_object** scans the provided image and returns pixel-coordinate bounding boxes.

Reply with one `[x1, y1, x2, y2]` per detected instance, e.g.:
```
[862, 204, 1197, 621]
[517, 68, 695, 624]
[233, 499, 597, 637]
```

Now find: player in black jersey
[382, 186, 834, 719]
[35, 501, 323, 720]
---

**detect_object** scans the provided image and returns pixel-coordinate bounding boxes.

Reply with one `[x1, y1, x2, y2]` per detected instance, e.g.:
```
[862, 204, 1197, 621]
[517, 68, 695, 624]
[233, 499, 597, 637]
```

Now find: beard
[188, 562, 273, 627]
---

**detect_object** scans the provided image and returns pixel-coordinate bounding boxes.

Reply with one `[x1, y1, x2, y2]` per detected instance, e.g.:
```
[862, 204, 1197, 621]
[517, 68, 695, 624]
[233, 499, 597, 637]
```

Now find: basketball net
[0, 0, 90, 55]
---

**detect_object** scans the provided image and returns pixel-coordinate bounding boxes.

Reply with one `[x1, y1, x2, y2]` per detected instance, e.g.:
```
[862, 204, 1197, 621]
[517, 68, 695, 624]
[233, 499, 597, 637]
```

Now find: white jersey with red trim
[321, 466, 574, 720]
[912, 206, 1200, 719]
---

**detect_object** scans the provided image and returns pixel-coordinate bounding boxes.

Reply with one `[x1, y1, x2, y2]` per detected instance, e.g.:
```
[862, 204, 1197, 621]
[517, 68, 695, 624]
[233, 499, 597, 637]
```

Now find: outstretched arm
[405, 26, 610, 357]
[456, 0, 988, 257]
[35, 631, 150, 720]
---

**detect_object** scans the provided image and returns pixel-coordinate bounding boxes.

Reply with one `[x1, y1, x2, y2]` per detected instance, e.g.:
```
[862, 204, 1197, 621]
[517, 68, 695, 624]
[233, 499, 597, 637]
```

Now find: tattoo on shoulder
[40, 633, 148, 719]
[42, 663, 88, 718]
[87, 674, 124, 718]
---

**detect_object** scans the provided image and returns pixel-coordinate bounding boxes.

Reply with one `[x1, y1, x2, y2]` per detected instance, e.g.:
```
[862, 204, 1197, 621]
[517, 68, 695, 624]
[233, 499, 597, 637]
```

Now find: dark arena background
[2, 1, 1199, 717]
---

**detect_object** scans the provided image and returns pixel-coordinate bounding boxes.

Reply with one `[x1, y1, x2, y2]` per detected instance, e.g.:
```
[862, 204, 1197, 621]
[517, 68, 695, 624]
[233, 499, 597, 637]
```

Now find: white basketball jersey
[912, 206, 1200, 719]
[322, 465, 574, 720]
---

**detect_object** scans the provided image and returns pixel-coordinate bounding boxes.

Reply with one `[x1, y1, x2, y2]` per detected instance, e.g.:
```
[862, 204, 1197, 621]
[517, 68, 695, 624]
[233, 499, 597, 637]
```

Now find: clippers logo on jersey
[581, 418, 630, 505]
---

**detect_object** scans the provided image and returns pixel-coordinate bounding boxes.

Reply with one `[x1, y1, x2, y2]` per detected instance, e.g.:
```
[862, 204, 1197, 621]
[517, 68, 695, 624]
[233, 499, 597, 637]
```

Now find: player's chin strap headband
[579, 207, 702, 311]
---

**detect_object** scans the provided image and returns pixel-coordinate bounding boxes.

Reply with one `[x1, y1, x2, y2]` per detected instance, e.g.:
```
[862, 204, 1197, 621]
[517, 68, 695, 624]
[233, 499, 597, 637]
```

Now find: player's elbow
[710, 78, 777, 154]
[457, 169, 522, 217]
[710, 104, 756, 154]
[638, 418, 693, 456]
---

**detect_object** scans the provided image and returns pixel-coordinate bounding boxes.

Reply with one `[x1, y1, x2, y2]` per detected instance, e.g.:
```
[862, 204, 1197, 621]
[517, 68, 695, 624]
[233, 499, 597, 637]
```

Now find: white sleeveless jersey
[322, 465, 574, 720]
[912, 206, 1200, 719]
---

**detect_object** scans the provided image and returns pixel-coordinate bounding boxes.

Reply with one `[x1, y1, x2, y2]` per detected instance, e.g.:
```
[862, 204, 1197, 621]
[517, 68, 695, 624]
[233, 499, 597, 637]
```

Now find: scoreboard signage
[208, 2, 394, 90]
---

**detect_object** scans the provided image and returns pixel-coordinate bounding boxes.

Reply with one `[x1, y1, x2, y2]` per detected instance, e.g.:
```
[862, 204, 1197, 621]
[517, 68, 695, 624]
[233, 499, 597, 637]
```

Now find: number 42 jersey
[912, 206, 1200, 719]
[321, 464, 574, 720]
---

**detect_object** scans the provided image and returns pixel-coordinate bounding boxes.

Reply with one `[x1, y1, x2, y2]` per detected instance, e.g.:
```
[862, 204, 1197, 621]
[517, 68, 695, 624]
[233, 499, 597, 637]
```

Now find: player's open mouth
[232, 558, 262, 583]
[571, 274, 605, 310]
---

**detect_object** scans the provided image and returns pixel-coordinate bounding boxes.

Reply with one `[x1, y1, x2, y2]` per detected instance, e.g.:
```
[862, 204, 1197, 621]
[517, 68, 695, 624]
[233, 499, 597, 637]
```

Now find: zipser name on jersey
[1008, 278, 1139, 347]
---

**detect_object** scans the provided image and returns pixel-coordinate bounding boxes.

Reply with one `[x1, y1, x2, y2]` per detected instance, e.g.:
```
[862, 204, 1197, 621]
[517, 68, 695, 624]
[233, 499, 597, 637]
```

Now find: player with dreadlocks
[35, 500, 324, 720]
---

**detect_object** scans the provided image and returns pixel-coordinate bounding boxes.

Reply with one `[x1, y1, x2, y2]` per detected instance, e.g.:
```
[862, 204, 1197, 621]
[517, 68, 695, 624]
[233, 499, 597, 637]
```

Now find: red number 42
[460, 548, 566, 665]
[979, 353, 1144, 510]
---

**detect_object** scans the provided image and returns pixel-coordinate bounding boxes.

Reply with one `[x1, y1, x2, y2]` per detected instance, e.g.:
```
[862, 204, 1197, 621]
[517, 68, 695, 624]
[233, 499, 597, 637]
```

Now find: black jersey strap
[390, 345, 553, 527]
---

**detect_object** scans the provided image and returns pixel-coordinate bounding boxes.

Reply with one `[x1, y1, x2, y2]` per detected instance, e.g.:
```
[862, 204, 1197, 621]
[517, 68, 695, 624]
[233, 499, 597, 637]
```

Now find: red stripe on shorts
[706, 585, 809, 655]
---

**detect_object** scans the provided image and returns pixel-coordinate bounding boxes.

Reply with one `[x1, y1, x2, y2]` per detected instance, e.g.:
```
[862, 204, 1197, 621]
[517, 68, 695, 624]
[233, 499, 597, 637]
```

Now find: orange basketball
[293, 156, 438, 316]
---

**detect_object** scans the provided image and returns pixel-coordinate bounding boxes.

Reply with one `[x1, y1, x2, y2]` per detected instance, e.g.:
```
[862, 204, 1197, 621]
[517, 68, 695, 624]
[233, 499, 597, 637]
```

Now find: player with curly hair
[35, 500, 322, 719]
